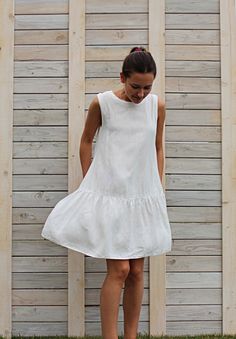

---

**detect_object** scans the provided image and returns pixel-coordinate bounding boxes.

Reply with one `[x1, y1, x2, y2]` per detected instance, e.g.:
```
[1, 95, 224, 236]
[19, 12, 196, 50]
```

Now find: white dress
[41, 90, 172, 259]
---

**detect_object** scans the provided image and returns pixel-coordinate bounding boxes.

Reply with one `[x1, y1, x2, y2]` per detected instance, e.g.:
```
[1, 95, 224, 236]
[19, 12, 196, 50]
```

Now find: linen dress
[41, 90, 172, 259]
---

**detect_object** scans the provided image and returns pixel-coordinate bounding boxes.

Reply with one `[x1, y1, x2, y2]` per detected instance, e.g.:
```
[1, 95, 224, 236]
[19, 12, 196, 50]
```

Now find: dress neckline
[110, 90, 150, 106]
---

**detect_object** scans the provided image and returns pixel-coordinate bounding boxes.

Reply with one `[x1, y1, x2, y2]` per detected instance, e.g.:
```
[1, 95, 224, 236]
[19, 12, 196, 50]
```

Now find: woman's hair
[121, 46, 156, 79]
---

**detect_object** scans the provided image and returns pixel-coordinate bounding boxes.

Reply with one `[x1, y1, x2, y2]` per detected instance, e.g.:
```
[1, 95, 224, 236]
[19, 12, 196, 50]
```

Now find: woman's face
[120, 72, 155, 104]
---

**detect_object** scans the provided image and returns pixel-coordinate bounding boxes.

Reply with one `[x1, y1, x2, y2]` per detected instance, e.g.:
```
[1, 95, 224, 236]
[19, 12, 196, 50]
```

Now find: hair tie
[134, 47, 143, 52]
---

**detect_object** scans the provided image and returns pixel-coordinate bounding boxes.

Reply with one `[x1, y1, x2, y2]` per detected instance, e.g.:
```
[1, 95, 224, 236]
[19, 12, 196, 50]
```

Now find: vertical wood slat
[149, 0, 167, 335]
[220, 0, 236, 334]
[0, 0, 14, 337]
[68, 0, 85, 336]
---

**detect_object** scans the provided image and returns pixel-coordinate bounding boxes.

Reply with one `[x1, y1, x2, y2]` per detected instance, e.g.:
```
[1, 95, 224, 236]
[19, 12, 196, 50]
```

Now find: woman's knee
[106, 259, 130, 281]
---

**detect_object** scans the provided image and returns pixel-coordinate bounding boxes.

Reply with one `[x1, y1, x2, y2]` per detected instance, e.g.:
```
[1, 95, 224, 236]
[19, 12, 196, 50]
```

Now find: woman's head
[120, 46, 156, 103]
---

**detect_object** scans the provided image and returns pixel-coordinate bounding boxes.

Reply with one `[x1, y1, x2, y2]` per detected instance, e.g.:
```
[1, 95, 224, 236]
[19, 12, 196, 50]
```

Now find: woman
[41, 46, 172, 339]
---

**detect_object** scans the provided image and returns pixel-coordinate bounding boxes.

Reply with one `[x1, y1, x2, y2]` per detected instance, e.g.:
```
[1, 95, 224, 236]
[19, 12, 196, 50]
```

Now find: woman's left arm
[155, 97, 166, 183]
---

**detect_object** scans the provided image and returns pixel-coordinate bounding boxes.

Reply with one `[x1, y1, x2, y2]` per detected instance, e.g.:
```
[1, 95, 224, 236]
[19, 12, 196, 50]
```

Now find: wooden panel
[165, 0, 220, 13]
[149, 0, 166, 335]
[0, 0, 14, 337]
[85, 0, 148, 13]
[15, 30, 68, 45]
[14, 61, 68, 77]
[15, 0, 68, 14]
[220, 0, 236, 333]
[13, 142, 68, 157]
[13, 159, 68, 174]
[14, 78, 68, 93]
[68, 0, 85, 336]
[15, 14, 68, 29]
[166, 321, 221, 336]
[166, 14, 220, 29]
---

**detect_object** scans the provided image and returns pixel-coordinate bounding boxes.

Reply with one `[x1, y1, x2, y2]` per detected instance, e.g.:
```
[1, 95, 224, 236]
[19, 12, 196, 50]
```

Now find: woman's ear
[120, 72, 126, 84]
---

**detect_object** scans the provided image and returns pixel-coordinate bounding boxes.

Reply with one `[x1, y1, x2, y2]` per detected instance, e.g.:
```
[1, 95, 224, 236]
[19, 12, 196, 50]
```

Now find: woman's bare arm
[79, 96, 102, 178]
[155, 97, 166, 182]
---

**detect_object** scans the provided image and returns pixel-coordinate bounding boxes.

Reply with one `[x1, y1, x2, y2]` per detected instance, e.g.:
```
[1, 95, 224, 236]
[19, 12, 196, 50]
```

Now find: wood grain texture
[0, 0, 14, 337]
[220, 0, 236, 333]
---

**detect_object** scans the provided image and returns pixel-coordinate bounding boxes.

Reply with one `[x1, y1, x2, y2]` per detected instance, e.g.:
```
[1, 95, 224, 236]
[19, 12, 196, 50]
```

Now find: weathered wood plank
[166, 288, 221, 304]
[166, 190, 221, 206]
[14, 78, 67, 93]
[166, 321, 221, 336]
[14, 110, 67, 125]
[13, 142, 68, 158]
[166, 45, 220, 60]
[15, 0, 68, 14]
[12, 289, 68, 305]
[167, 272, 221, 288]
[13, 257, 67, 272]
[166, 142, 220, 158]
[166, 77, 220, 93]
[165, 93, 220, 109]
[166, 14, 219, 29]
[13, 159, 67, 174]
[14, 94, 68, 109]
[170, 240, 221, 255]
[13, 127, 67, 141]
[13, 238, 136, 260]
[167, 305, 221, 321]
[167, 255, 221, 271]
[13, 175, 68, 190]
[168, 207, 221, 222]
[14, 61, 68, 77]
[165, 126, 221, 141]
[166, 30, 220, 45]
[13, 192, 67, 207]
[12, 306, 67, 321]
[166, 174, 221, 190]
[14, 45, 68, 61]
[165, 61, 220, 77]
[15, 15, 68, 29]
[0, 0, 14, 336]
[12, 322, 67, 336]
[166, 110, 220, 125]
[12, 272, 68, 288]
[86, 0, 148, 13]
[165, 0, 220, 13]
[171, 223, 221, 239]
[166, 158, 221, 174]
[15, 30, 68, 45]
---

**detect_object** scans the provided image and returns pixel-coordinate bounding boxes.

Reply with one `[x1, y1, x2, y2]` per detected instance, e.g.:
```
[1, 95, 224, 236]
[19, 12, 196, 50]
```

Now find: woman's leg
[100, 259, 130, 339]
[123, 257, 145, 339]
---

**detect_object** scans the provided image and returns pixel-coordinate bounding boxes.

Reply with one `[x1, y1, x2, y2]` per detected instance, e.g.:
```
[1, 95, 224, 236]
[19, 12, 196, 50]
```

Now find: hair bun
[129, 46, 147, 54]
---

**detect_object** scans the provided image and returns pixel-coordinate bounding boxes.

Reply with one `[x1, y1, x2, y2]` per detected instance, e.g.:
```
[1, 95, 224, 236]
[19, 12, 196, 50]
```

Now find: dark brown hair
[121, 46, 157, 79]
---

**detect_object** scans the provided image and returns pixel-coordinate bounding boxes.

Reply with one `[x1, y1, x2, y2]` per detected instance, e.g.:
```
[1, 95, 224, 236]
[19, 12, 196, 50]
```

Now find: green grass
[1, 334, 236, 339]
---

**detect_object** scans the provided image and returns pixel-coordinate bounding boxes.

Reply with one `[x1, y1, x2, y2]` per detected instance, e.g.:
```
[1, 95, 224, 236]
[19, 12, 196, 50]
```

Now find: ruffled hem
[41, 187, 172, 258]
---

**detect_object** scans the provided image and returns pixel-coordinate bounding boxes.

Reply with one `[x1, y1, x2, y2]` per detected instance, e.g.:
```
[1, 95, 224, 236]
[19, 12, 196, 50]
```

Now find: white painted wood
[0, 0, 14, 337]
[149, 0, 166, 335]
[68, 0, 85, 336]
[220, 0, 236, 333]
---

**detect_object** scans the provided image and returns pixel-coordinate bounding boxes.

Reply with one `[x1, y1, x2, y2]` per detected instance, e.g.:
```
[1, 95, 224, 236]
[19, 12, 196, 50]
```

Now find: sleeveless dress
[41, 90, 172, 259]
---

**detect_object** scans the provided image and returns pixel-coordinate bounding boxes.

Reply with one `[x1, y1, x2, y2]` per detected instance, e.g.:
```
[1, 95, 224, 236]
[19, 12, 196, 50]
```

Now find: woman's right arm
[79, 96, 102, 178]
